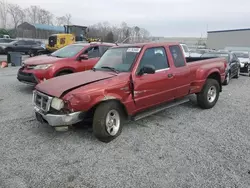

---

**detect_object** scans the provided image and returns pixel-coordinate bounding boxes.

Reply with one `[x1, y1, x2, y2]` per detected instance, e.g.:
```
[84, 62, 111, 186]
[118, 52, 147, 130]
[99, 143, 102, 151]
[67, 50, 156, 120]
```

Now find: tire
[197, 78, 220, 109]
[5, 48, 13, 54]
[223, 72, 230, 85]
[93, 101, 125, 143]
[28, 50, 36, 57]
[234, 67, 240, 78]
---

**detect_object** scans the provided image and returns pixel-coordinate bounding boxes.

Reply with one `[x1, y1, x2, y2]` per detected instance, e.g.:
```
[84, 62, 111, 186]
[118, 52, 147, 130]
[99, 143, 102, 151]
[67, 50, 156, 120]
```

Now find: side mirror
[79, 54, 88, 60]
[14, 43, 18, 46]
[138, 65, 155, 76]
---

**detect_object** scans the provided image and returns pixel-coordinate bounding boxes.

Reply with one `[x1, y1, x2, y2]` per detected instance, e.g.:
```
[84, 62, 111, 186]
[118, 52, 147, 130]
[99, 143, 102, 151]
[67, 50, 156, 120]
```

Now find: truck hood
[35, 70, 116, 98]
[24, 55, 66, 65]
[238, 58, 249, 63]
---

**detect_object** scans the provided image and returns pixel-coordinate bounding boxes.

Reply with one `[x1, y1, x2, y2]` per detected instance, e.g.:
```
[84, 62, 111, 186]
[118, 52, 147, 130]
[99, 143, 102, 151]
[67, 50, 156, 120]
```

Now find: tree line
[0, 0, 151, 43]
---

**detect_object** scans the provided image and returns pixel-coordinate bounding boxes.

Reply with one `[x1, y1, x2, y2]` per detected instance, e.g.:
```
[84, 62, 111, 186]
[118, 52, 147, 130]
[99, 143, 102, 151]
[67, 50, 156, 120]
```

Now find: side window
[170, 45, 186, 67]
[16, 40, 26, 45]
[84, 46, 100, 58]
[138, 47, 169, 71]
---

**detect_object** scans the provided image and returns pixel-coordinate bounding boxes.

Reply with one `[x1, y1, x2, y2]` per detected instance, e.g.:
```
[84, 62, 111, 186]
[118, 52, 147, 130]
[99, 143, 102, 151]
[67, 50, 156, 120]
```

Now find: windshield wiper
[101, 66, 119, 73]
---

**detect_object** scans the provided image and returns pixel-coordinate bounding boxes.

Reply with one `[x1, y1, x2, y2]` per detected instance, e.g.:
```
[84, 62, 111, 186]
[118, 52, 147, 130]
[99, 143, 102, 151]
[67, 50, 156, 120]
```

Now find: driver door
[132, 47, 175, 112]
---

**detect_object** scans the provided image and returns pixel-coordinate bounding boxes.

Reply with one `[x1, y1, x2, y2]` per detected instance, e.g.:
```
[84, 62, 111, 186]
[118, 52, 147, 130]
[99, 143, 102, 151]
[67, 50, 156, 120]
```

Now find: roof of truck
[114, 42, 180, 48]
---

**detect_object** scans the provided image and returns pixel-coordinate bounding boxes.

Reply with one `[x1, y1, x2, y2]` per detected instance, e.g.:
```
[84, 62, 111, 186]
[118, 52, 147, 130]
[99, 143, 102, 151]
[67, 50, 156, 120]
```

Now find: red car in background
[17, 42, 116, 85]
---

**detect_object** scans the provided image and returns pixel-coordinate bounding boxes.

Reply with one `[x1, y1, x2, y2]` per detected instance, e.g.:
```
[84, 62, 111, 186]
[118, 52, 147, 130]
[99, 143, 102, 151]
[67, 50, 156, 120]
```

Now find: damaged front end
[33, 90, 85, 129]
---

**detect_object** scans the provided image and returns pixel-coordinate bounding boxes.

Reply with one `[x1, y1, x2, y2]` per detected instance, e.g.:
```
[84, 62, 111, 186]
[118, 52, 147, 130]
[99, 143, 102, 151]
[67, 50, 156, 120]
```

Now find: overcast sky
[7, 0, 250, 37]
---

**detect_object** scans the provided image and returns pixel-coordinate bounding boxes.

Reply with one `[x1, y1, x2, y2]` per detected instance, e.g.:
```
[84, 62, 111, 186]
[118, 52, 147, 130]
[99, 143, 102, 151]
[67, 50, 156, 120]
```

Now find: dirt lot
[0, 67, 250, 188]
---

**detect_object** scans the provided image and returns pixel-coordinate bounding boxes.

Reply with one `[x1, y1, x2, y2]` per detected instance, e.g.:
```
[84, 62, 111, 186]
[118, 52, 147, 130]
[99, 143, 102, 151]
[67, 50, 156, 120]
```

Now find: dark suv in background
[0, 40, 45, 56]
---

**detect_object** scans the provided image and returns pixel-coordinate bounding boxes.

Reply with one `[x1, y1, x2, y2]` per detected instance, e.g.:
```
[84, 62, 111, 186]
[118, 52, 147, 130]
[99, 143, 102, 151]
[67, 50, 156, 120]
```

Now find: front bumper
[17, 68, 39, 86]
[240, 63, 249, 73]
[34, 106, 84, 127]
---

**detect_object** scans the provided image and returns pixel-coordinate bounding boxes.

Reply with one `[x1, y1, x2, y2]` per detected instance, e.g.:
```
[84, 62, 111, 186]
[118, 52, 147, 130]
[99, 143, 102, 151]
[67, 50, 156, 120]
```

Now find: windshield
[201, 53, 230, 62]
[50, 44, 86, 58]
[94, 47, 141, 72]
[232, 52, 249, 58]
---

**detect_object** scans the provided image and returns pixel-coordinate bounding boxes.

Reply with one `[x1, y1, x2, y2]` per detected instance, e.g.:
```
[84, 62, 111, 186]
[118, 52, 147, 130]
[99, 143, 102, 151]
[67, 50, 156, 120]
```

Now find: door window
[138, 47, 169, 72]
[16, 40, 26, 45]
[84, 46, 100, 58]
[170, 45, 186, 67]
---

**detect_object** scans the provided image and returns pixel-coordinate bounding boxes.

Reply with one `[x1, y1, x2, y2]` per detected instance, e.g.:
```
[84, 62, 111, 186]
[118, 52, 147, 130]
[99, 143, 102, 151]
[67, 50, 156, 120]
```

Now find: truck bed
[186, 57, 215, 63]
[186, 57, 226, 93]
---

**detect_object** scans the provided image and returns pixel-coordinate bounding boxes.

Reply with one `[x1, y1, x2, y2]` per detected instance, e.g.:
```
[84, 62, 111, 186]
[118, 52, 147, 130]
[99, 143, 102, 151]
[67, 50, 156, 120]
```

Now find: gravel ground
[0, 67, 250, 188]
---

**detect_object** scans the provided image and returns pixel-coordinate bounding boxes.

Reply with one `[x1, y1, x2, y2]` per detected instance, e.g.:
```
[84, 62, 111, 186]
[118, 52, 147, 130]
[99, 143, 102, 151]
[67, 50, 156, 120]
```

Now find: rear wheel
[28, 50, 36, 57]
[5, 47, 13, 54]
[93, 101, 125, 143]
[197, 78, 220, 109]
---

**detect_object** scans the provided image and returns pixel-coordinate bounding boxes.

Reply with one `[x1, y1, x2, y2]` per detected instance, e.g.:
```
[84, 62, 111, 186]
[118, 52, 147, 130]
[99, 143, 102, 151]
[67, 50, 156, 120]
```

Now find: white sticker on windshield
[127, 48, 141, 53]
[220, 54, 229, 57]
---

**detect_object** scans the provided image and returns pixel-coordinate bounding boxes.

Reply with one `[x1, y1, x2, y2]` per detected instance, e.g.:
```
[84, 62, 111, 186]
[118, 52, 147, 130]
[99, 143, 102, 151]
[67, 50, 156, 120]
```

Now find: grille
[48, 35, 57, 47]
[19, 71, 32, 76]
[33, 90, 52, 112]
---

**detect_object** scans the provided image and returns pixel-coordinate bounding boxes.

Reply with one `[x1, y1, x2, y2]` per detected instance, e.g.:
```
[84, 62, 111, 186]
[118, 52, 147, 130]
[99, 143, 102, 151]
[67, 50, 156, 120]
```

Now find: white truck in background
[180, 43, 204, 57]
[180, 43, 190, 57]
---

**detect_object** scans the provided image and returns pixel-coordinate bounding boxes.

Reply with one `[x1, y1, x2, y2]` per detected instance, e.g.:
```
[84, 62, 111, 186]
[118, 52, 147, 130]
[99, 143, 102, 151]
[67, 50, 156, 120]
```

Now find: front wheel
[93, 101, 125, 143]
[197, 78, 220, 109]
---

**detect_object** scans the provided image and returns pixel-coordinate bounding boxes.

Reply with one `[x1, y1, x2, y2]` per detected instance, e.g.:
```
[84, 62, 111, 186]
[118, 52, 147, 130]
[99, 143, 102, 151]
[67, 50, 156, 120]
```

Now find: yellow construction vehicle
[46, 25, 89, 52]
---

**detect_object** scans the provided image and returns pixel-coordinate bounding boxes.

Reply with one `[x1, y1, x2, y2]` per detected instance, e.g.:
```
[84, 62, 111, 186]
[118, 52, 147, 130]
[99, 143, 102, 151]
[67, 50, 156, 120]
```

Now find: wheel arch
[54, 68, 75, 77]
[207, 71, 222, 92]
[85, 99, 129, 119]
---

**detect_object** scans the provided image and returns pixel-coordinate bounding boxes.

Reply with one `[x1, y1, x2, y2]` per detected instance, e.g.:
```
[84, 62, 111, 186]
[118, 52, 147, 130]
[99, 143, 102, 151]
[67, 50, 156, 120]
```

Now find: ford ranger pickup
[17, 42, 116, 85]
[32, 42, 227, 142]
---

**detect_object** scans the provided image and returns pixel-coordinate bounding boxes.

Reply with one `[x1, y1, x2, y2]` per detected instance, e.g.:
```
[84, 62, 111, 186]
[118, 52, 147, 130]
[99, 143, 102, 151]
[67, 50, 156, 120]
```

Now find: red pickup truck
[33, 42, 227, 142]
[17, 42, 116, 85]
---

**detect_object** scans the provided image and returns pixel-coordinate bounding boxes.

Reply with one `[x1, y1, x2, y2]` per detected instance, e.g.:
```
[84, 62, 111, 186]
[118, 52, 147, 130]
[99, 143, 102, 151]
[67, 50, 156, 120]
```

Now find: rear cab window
[138, 47, 169, 72]
[169, 45, 186, 67]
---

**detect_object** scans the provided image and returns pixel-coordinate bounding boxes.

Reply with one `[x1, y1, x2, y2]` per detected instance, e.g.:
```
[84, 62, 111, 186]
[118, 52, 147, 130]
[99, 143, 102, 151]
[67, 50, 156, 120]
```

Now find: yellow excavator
[45, 25, 101, 52]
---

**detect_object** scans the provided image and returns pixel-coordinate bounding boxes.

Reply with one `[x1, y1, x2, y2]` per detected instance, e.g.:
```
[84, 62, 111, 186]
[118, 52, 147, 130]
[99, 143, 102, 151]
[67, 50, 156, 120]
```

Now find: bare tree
[37, 9, 53, 25]
[88, 21, 150, 43]
[55, 16, 66, 26]
[7, 3, 25, 29]
[55, 14, 71, 26]
[0, 0, 8, 28]
[27, 5, 40, 24]
[65, 14, 72, 25]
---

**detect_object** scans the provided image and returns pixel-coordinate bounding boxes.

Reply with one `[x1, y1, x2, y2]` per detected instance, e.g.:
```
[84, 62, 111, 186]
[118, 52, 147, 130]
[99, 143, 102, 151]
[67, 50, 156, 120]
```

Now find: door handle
[168, 73, 174, 78]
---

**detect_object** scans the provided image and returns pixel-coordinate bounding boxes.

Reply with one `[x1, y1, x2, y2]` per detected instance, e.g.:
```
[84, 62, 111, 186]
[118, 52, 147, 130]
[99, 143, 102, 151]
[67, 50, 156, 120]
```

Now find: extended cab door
[132, 46, 175, 111]
[169, 45, 191, 98]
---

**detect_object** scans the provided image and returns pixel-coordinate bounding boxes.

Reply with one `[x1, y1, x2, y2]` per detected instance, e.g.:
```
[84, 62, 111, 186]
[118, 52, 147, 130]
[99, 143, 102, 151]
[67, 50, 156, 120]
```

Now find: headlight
[51, 97, 64, 110]
[33, 64, 53, 70]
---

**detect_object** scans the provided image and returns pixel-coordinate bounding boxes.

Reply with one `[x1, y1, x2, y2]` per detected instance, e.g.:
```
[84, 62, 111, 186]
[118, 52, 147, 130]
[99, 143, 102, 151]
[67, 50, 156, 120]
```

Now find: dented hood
[35, 70, 116, 97]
